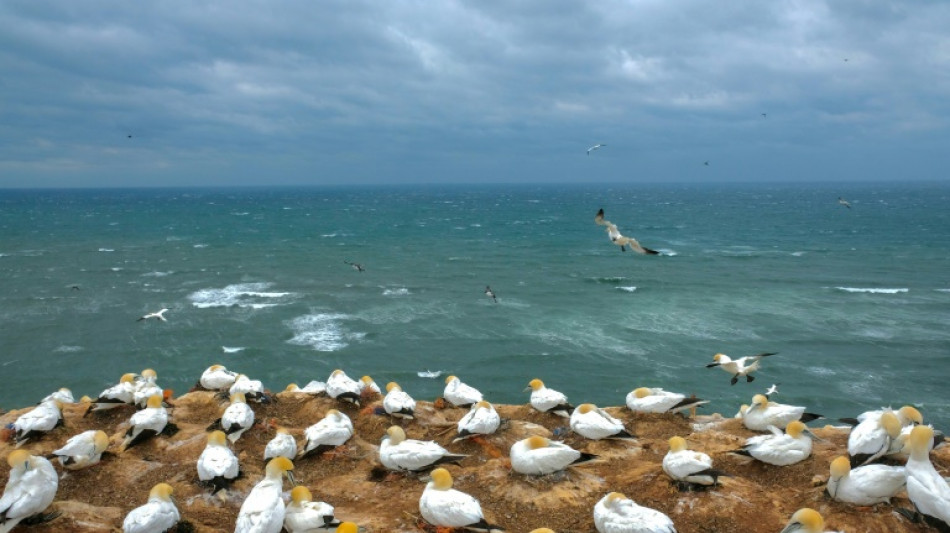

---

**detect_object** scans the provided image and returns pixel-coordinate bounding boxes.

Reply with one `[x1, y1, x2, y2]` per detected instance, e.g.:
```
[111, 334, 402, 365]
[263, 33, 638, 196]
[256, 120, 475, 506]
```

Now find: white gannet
[52, 429, 109, 470]
[826, 455, 905, 505]
[197, 430, 241, 495]
[587, 143, 606, 155]
[86, 373, 138, 414]
[284, 486, 340, 532]
[133, 368, 163, 409]
[593, 492, 676, 533]
[264, 428, 298, 463]
[886, 423, 945, 462]
[510, 436, 597, 476]
[904, 425, 950, 529]
[705, 352, 776, 385]
[526, 379, 574, 417]
[779, 508, 839, 533]
[326, 369, 361, 406]
[625, 387, 707, 415]
[594, 209, 659, 255]
[298, 409, 353, 459]
[570, 403, 636, 441]
[229, 374, 268, 403]
[765, 383, 780, 397]
[40, 387, 74, 404]
[137, 308, 168, 322]
[200, 364, 238, 391]
[220, 393, 255, 444]
[380, 426, 467, 472]
[122, 483, 179, 533]
[742, 394, 823, 432]
[283, 381, 328, 395]
[0, 450, 59, 533]
[846, 407, 919, 466]
[419, 467, 504, 532]
[730, 420, 816, 466]
[838, 197, 852, 209]
[663, 436, 727, 489]
[455, 401, 501, 442]
[485, 285, 497, 303]
[235, 457, 296, 533]
[443, 375, 483, 408]
[358, 375, 382, 398]
[383, 382, 416, 419]
[12, 399, 62, 447]
[121, 394, 168, 451]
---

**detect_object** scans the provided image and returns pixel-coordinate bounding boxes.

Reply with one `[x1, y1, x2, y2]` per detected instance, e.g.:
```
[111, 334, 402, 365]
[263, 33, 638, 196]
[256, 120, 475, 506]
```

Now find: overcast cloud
[1, 0, 948, 187]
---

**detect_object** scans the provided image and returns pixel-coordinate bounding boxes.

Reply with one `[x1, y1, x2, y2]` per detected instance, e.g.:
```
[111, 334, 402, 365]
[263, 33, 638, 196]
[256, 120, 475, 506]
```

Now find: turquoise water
[1, 182, 948, 428]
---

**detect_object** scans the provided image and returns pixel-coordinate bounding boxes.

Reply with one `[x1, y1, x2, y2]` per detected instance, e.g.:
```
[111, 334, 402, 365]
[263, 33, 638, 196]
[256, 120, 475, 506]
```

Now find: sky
[1, 0, 949, 188]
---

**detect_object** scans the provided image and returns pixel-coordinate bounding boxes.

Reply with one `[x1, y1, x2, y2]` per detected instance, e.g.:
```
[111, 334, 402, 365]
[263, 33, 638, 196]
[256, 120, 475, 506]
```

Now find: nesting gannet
[847, 410, 904, 467]
[0, 450, 59, 533]
[86, 372, 138, 414]
[137, 308, 168, 322]
[838, 197, 851, 209]
[298, 409, 353, 459]
[219, 393, 255, 443]
[284, 486, 340, 532]
[526, 379, 574, 417]
[742, 394, 823, 432]
[587, 143, 606, 155]
[510, 436, 597, 476]
[485, 286, 497, 303]
[197, 431, 241, 495]
[594, 209, 659, 255]
[121, 394, 168, 451]
[380, 426, 467, 472]
[885, 423, 945, 462]
[264, 428, 298, 462]
[229, 374, 268, 403]
[904, 425, 950, 529]
[358, 375, 382, 398]
[41, 387, 74, 404]
[52, 430, 109, 470]
[705, 352, 776, 385]
[443, 375, 483, 408]
[200, 364, 238, 391]
[730, 420, 816, 466]
[625, 387, 707, 415]
[826, 456, 905, 505]
[133, 368, 163, 408]
[419, 468, 504, 532]
[455, 401, 501, 442]
[12, 399, 62, 447]
[284, 381, 328, 395]
[779, 508, 840, 533]
[344, 260, 364, 273]
[663, 436, 727, 489]
[593, 492, 676, 533]
[122, 483, 179, 533]
[383, 382, 416, 419]
[235, 457, 296, 533]
[327, 370, 361, 406]
[570, 404, 636, 441]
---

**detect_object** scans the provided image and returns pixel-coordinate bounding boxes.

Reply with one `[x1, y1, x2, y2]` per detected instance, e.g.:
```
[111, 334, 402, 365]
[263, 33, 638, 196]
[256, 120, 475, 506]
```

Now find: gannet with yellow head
[569, 403, 636, 441]
[87, 372, 138, 413]
[705, 352, 776, 385]
[220, 392, 255, 443]
[510, 435, 597, 476]
[826, 455, 905, 505]
[663, 436, 727, 488]
[904, 425, 950, 528]
[52, 429, 109, 470]
[197, 430, 240, 495]
[264, 427, 298, 462]
[298, 409, 353, 459]
[121, 394, 168, 451]
[284, 486, 341, 532]
[847, 407, 920, 467]
[779, 508, 836, 533]
[419, 468, 504, 531]
[730, 420, 816, 466]
[383, 382, 416, 419]
[326, 369, 361, 406]
[380, 426, 467, 472]
[0, 450, 59, 533]
[235, 457, 296, 533]
[625, 387, 707, 415]
[593, 491, 675, 533]
[122, 483, 179, 533]
[199, 364, 238, 391]
[525, 378, 574, 417]
[455, 401, 501, 442]
[443, 375, 483, 408]
[742, 394, 823, 432]
[12, 399, 62, 447]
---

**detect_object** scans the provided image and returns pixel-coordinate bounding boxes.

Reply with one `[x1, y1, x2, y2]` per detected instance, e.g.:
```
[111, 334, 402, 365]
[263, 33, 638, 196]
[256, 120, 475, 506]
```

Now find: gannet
[705, 352, 776, 385]
[137, 308, 168, 322]
[526, 379, 574, 417]
[229, 374, 268, 403]
[383, 382, 416, 419]
[327, 370, 361, 406]
[570, 403, 636, 441]
[86, 372, 138, 414]
[443, 375, 483, 408]
[235, 457, 296, 533]
[779, 508, 839, 533]
[509, 436, 597, 476]
[663, 436, 727, 489]
[344, 260, 364, 273]
[52, 430, 109, 470]
[12, 399, 62, 447]
[358, 375, 381, 398]
[593, 492, 676, 533]
[284, 381, 327, 395]
[121, 394, 168, 451]
[904, 425, 950, 529]
[197, 431, 241, 495]
[264, 428, 298, 462]
[284, 486, 340, 532]
[625, 387, 707, 415]
[826, 456, 905, 505]
[220, 393, 255, 443]
[594, 209, 659, 255]
[847, 410, 905, 467]
[0, 450, 59, 533]
[200, 365, 238, 391]
[886, 424, 945, 462]
[455, 401, 501, 442]
[419, 468, 504, 532]
[40, 387, 74, 404]
[838, 197, 851, 209]
[765, 383, 780, 397]
[730, 420, 816, 466]
[298, 409, 353, 459]
[122, 483, 179, 533]
[133, 368, 163, 408]
[587, 143, 606, 155]
[742, 394, 823, 432]
[485, 286, 497, 303]
[380, 426, 467, 472]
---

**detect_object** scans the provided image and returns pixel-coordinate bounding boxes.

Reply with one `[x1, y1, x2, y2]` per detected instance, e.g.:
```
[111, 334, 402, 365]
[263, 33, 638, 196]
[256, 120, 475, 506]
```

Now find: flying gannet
[137, 308, 168, 322]
[587, 143, 606, 155]
[705, 352, 776, 385]
[594, 209, 659, 255]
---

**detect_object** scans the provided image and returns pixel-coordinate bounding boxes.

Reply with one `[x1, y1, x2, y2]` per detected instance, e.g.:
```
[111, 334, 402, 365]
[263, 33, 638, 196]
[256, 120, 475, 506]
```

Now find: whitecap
[142, 271, 173, 277]
[193, 244, 208, 249]
[383, 288, 410, 296]
[232, 212, 249, 216]
[616, 286, 638, 293]
[53, 345, 83, 353]
[222, 346, 245, 353]
[111, 267, 123, 272]
[98, 248, 115, 252]
[791, 251, 806, 257]
[936, 289, 950, 293]
[833, 287, 909, 294]
[286, 313, 363, 352]
[188, 282, 295, 309]
[417, 370, 443, 378]
[657, 249, 678, 257]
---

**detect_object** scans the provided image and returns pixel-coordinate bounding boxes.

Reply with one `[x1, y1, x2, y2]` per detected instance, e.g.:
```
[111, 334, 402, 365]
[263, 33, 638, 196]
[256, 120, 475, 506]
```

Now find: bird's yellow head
[529, 530, 555, 533]
[276, 427, 290, 435]
[528, 378, 544, 391]
[79, 395, 93, 403]
[266, 456, 295, 484]
[668, 436, 688, 453]
[93, 430, 110, 453]
[633, 387, 652, 399]
[604, 492, 628, 507]
[881, 412, 902, 438]
[149, 483, 175, 501]
[331, 369, 344, 377]
[785, 420, 806, 438]
[829, 456, 851, 479]
[474, 400, 491, 410]
[209, 364, 224, 371]
[326, 408, 341, 418]
[120, 373, 137, 384]
[141, 368, 157, 380]
[208, 430, 228, 446]
[284, 383, 299, 392]
[430, 467, 453, 490]
[386, 425, 407, 444]
[444, 375, 458, 384]
[6, 450, 31, 469]
[526, 436, 549, 450]
[908, 425, 934, 455]
[146, 394, 164, 409]
[783, 508, 823, 533]
[899, 406, 923, 425]
[751, 394, 768, 406]
[712, 353, 725, 362]
[290, 485, 312, 504]
[386, 381, 401, 392]
[360, 375, 374, 385]
[577, 403, 597, 414]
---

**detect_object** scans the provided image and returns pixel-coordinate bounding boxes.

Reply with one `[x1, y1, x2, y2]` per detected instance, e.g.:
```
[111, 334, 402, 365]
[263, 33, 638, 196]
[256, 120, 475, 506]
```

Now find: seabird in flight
[137, 308, 168, 322]
[838, 197, 852, 209]
[484, 286, 497, 303]
[344, 260, 365, 273]
[594, 209, 659, 255]
[587, 143, 606, 155]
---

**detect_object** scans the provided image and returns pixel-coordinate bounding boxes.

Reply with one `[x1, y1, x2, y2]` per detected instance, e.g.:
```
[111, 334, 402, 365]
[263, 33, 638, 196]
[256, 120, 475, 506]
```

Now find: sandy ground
[1, 390, 948, 533]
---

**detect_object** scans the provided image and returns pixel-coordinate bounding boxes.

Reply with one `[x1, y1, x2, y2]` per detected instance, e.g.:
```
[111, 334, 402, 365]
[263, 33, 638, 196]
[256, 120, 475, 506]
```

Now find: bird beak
[805, 429, 827, 443]
[522, 386, 531, 393]
[285, 470, 297, 487]
[779, 524, 802, 533]
[704, 362, 720, 368]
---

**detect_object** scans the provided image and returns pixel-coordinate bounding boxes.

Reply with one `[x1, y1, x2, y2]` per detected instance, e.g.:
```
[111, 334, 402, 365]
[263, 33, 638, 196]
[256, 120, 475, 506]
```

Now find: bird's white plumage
[905, 426, 950, 527]
[89, 373, 138, 411]
[0, 452, 58, 533]
[52, 430, 109, 470]
[41, 387, 74, 404]
[221, 397, 255, 443]
[383, 384, 416, 419]
[743, 396, 811, 432]
[456, 401, 500, 439]
[263, 430, 298, 462]
[138, 308, 168, 322]
[707, 353, 773, 384]
[12, 400, 61, 446]
[625, 388, 705, 414]
[419, 469, 490, 529]
[326, 370, 360, 403]
[443, 376, 483, 407]
[122, 398, 167, 450]
[593, 492, 676, 533]
[235, 461, 293, 533]
[528, 381, 571, 416]
[132, 371, 163, 409]
[229, 374, 266, 402]
[570, 405, 632, 440]
[200, 365, 238, 391]
[510, 437, 587, 476]
[284, 488, 337, 533]
[299, 410, 353, 456]
[197, 437, 240, 485]
[380, 428, 464, 472]
[827, 459, 905, 505]
[738, 423, 813, 466]
[663, 438, 718, 486]
[122, 485, 179, 533]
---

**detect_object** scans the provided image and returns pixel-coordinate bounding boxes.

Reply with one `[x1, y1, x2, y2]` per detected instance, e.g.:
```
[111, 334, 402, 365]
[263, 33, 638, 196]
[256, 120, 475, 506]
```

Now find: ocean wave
[188, 282, 295, 309]
[936, 289, 950, 293]
[286, 313, 364, 352]
[417, 370, 443, 378]
[193, 244, 208, 248]
[657, 249, 678, 257]
[833, 287, 909, 294]
[53, 345, 83, 353]
[98, 248, 115, 252]
[616, 286, 638, 293]
[221, 346, 245, 353]
[143, 271, 173, 277]
[382, 288, 410, 296]
[587, 276, 628, 284]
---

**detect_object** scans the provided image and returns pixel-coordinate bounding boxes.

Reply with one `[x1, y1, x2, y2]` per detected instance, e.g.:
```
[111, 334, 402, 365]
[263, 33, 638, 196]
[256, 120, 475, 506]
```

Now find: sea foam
[188, 282, 294, 308]
[286, 313, 363, 352]
[833, 287, 909, 294]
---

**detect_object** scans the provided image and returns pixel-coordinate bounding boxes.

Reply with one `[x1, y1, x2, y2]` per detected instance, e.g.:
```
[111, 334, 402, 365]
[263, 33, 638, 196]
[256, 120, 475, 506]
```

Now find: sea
[1, 182, 948, 429]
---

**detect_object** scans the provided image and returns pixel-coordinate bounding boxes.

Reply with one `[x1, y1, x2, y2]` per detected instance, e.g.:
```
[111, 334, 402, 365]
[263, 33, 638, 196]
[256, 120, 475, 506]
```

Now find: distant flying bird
[765, 384, 780, 397]
[594, 209, 659, 255]
[587, 143, 606, 155]
[838, 197, 852, 209]
[484, 286, 497, 303]
[138, 308, 168, 322]
[344, 260, 365, 273]
[70, 285, 81, 291]
[704, 161, 709, 166]
[761, 113, 767, 118]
